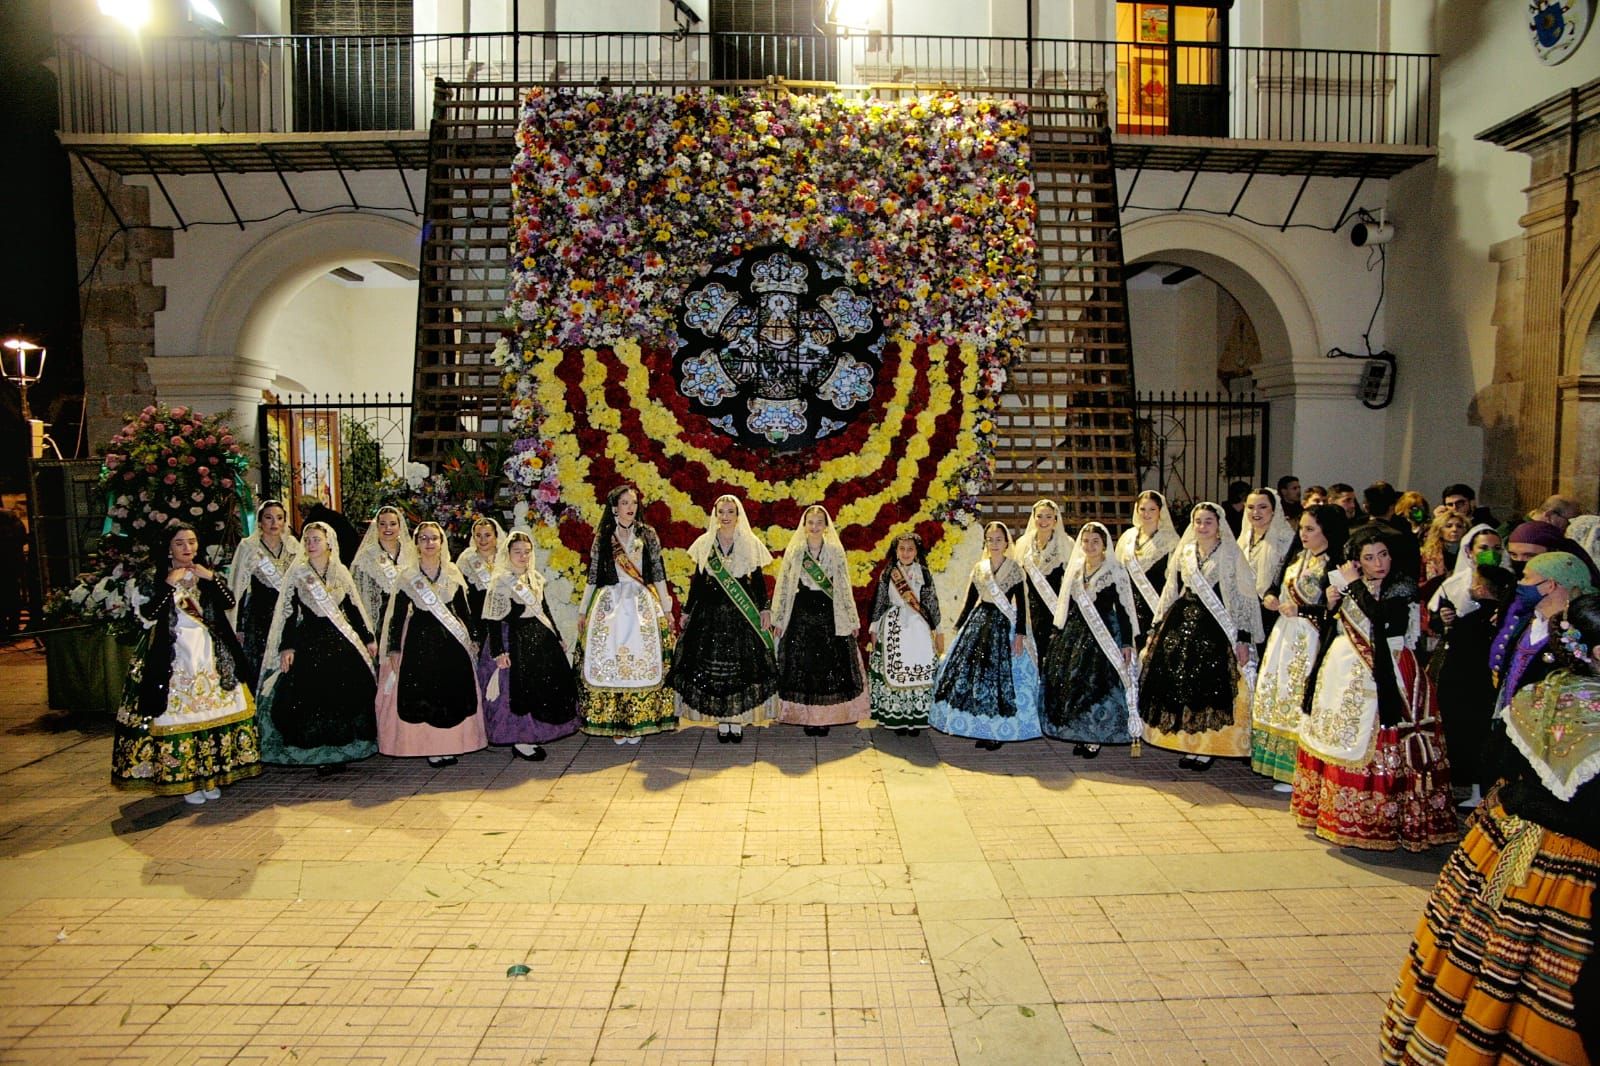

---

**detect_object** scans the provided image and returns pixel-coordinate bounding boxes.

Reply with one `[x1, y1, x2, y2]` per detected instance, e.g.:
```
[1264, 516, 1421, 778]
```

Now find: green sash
[800, 551, 834, 597]
[706, 549, 774, 651]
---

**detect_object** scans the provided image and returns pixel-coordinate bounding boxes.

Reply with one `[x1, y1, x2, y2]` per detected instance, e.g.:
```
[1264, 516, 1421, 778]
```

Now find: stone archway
[148, 213, 422, 443]
[1119, 213, 1378, 486]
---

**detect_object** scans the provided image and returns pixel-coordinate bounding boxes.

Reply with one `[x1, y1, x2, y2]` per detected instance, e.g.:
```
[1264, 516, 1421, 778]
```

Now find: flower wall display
[46, 405, 253, 634]
[501, 87, 1036, 599]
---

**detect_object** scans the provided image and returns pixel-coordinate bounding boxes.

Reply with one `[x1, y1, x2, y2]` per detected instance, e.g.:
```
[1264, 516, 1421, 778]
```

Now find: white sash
[375, 550, 401, 593]
[1183, 548, 1255, 692]
[1122, 537, 1164, 614]
[300, 573, 375, 675]
[461, 552, 493, 591]
[510, 577, 558, 635]
[1071, 579, 1134, 692]
[253, 550, 291, 592]
[976, 559, 1017, 630]
[1023, 558, 1060, 619]
[404, 570, 475, 658]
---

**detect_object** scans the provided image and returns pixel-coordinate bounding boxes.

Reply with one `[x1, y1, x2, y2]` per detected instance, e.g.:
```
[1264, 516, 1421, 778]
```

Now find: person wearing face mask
[1426, 524, 1513, 810]
[1490, 551, 1599, 716]
[1504, 520, 1600, 587]
[1383, 593, 1600, 1066]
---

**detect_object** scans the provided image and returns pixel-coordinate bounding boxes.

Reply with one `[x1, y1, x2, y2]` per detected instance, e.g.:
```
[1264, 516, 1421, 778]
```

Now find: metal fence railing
[257, 394, 411, 530]
[1134, 390, 1270, 516]
[54, 32, 1437, 149]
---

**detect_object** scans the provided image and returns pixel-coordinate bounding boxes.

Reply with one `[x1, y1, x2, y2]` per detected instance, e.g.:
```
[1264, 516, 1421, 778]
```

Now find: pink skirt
[375, 657, 488, 757]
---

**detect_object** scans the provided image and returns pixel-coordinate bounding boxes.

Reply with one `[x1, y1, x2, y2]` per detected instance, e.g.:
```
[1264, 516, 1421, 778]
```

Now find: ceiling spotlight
[190, 0, 225, 25]
[98, 0, 152, 33]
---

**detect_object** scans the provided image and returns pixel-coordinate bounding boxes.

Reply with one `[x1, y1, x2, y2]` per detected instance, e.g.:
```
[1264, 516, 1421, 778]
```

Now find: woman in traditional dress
[1116, 490, 1179, 650]
[1012, 499, 1075, 661]
[930, 521, 1043, 749]
[668, 494, 779, 743]
[456, 516, 503, 643]
[112, 523, 262, 804]
[1427, 523, 1510, 810]
[1040, 521, 1141, 757]
[866, 533, 944, 736]
[228, 499, 299, 689]
[1249, 503, 1349, 790]
[1292, 525, 1456, 851]
[377, 520, 486, 767]
[1138, 501, 1263, 771]
[772, 505, 868, 735]
[577, 484, 677, 744]
[1381, 592, 1600, 1066]
[481, 529, 578, 761]
[352, 505, 415, 635]
[1238, 487, 1298, 645]
[254, 521, 379, 771]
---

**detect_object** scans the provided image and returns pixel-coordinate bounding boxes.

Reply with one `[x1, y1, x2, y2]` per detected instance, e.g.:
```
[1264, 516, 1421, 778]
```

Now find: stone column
[75, 159, 171, 449]
[1477, 79, 1600, 513]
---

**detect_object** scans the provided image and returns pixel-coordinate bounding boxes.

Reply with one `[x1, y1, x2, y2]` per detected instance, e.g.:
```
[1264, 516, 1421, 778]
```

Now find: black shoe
[1072, 743, 1088, 757]
[512, 745, 546, 762]
[315, 763, 347, 777]
[975, 739, 1002, 751]
[730, 728, 743, 744]
[803, 726, 819, 736]
[908, 728, 921, 736]
[1082, 744, 1101, 759]
[426, 755, 458, 768]
[815, 726, 830, 737]
[1190, 756, 1213, 772]
[1178, 755, 1197, 769]
[717, 730, 731, 744]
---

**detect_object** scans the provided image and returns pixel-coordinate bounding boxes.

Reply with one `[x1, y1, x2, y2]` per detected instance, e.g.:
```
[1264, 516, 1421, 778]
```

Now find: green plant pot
[44, 627, 136, 715]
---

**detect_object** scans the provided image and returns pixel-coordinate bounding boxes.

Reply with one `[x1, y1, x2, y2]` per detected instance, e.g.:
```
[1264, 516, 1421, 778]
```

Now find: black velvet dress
[1428, 599, 1506, 791]
[1020, 563, 1066, 660]
[483, 600, 579, 744]
[236, 571, 282, 690]
[261, 589, 378, 764]
[1129, 556, 1168, 651]
[1139, 579, 1245, 739]
[1041, 579, 1135, 743]
[386, 584, 481, 729]
[668, 564, 778, 721]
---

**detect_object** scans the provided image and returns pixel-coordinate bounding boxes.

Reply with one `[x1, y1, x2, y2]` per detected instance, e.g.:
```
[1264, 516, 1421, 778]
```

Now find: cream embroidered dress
[578, 522, 678, 737]
[869, 558, 941, 730]
[1249, 550, 1331, 783]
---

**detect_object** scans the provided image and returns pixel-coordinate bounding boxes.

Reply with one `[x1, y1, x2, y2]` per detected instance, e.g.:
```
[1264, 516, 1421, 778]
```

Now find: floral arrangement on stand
[43, 404, 253, 633]
[387, 444, 510, 542]
[499, 87, 1036, 601]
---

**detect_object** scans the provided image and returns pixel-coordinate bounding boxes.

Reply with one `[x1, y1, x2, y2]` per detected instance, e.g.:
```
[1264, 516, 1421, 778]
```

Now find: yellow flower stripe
[532, 341, 981, 591]
[610, 339, 919, 503]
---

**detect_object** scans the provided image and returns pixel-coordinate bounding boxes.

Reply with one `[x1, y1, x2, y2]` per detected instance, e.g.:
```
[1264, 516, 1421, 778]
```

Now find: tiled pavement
[0, 642, 1448, 1063]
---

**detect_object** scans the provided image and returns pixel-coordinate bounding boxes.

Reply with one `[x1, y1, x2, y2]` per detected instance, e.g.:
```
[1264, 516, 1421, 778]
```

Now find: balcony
[54, 31, 1436, 180]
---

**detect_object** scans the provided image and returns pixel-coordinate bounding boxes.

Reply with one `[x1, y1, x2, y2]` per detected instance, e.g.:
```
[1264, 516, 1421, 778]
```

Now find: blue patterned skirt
[929, 602, 1042, 742]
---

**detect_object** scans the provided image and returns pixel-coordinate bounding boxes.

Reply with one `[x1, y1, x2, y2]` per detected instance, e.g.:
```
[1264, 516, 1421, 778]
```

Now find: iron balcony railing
[55, 31, 1437, 149]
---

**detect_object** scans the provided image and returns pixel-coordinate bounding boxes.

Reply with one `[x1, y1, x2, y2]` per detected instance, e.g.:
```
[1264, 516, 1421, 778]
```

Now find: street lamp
[1, 338, 47, 430]
[2, 337, 48, 628]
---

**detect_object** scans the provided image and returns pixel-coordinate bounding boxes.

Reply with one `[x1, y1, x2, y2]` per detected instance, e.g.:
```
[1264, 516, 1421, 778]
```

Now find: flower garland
[501, 87, 1035, 599]
[100, 403, 251, 547]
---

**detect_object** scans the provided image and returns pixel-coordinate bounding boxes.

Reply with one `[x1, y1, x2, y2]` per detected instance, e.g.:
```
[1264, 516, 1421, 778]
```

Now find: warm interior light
[98, 0, 153, 33]
[826, 0, 872, 30]
[190, 0, 224, 25]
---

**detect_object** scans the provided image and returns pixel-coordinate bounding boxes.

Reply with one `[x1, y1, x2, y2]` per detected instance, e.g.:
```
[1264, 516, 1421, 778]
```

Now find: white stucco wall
[1380, 2, 1594, 511]
[262, 277, 417, 398]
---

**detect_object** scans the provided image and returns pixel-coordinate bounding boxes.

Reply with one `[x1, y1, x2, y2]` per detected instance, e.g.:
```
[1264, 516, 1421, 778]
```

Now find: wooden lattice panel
[979, 91, 1137, 529]
[410, 83, 520, 462]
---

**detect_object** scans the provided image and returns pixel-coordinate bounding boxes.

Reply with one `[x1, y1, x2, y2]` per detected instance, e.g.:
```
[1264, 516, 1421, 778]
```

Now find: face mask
[1514, 582, 1544, 607]
[1408, 506, 1427, 524]
[1510, 559, 1527, 579]
[1475, 548, 1502, 568]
